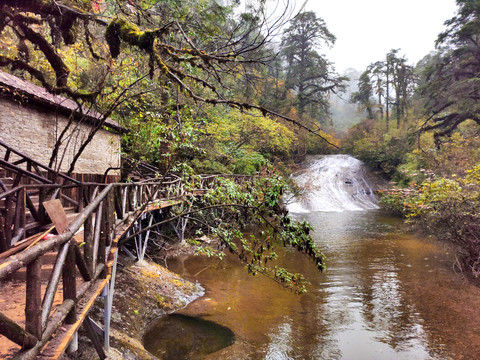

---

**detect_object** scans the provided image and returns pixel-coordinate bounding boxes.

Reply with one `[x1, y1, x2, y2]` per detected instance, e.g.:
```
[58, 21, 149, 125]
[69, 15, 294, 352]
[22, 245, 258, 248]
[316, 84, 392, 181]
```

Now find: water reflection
[143, 314, 235, 359]
[265, 321, 293, 360]
[163, 210, 480, 359]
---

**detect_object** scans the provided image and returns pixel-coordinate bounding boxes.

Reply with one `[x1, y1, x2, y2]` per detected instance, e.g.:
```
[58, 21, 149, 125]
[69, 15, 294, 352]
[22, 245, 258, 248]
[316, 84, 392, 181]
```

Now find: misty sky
[303, 0, 458, 73]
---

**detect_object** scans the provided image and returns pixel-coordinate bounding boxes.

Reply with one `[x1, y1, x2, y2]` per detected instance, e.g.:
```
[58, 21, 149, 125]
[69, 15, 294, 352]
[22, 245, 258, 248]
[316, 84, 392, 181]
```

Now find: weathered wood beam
[13, 188, 26, 245]
[83, 212, 94, 275]
[25, 192, 39, 222]
[41, 241, 70, 329]
[25, 257, 42, 339]
[0, 216, 7, 253]
[60, 193, 79, 207]
[0, 312, 38, 349]
[122, 187, 128, 216]
[0, 227, 54, 260]
[92, 201, 104, 273]
[13, 299, 75, 360]
[77, 184, 84, 213]
[74, 242, 92, 281]
[114, 187, 123, 220]
[5, 194, 13, 248]
[62, 245, 77, 324]
[83, 317, 106, 359]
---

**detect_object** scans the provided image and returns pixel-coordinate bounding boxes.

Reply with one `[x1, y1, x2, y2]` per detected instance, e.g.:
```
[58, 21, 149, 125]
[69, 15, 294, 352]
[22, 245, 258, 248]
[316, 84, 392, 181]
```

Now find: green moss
[105, 18, 164, 58]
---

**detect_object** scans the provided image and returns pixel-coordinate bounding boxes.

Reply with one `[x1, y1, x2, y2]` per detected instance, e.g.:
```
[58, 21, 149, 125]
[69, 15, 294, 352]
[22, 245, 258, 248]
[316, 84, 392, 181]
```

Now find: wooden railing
[120, 157, 161, 181]
[0, 139, 80, 186]
[0, 174, 255, 359]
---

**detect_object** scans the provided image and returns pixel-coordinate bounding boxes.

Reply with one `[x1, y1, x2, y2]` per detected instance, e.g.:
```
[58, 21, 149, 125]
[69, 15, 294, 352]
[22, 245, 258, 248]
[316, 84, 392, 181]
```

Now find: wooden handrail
[0, 139, 80, 184]
[0, 158, 53, 185]
[0, 172, 259, 358]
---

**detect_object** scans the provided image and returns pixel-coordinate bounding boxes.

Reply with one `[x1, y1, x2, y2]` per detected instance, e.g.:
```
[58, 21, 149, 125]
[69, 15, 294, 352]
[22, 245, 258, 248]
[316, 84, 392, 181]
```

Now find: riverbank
[71, 250, 204, 359]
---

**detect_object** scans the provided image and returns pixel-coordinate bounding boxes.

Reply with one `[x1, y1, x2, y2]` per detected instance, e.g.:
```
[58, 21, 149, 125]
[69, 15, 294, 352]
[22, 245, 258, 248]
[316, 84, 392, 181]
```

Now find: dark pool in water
[148, 210, 480, 359]
[143, 314, 234, 359]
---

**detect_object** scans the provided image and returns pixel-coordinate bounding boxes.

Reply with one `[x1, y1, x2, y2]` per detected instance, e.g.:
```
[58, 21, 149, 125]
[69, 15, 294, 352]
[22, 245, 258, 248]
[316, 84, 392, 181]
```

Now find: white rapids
[287, 155, 379, 213]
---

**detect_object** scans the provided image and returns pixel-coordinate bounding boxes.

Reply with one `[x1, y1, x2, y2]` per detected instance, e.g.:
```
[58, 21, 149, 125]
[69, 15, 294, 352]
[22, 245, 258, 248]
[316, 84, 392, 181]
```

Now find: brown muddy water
[145, 210, 480, 359]
[145, 155, 480, 359]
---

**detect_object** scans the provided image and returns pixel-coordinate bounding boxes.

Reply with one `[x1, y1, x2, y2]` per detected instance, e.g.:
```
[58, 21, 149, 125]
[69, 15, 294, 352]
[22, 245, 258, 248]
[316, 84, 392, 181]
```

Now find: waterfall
[287, 155, 379, 213]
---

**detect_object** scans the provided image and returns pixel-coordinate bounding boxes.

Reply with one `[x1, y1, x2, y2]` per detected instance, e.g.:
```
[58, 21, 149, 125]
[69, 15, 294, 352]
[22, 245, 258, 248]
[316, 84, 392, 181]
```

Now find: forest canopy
[0, 0, 345, 174]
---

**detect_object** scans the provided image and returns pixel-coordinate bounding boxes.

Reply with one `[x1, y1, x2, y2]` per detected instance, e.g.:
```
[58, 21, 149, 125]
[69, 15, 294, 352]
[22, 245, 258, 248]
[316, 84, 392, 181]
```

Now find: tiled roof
[0, 70, 126, 133]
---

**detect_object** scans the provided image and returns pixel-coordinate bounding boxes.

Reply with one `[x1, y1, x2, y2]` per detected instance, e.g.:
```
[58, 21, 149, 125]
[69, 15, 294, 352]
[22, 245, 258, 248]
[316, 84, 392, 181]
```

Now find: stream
[145, 155, 480, 359]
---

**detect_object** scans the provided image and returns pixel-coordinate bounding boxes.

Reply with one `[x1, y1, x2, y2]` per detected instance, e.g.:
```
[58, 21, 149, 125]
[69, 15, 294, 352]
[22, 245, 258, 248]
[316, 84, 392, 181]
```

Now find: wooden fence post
[63, 242, 77, 353]
[93, 202, 103, 276]
[5, 194, 13, 248]
[84, 213, 94, 275]
[114, 186, 123, 220]
[25, 257, 42, 340]
[63, 243, 77, 323]
[0, 214, 7, 252]
[77, 184, 84, 213]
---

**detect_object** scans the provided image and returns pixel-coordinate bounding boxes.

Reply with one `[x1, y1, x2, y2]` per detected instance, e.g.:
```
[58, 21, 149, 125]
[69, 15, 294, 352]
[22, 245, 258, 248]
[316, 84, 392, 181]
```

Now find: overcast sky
[269, 0, 459, 74]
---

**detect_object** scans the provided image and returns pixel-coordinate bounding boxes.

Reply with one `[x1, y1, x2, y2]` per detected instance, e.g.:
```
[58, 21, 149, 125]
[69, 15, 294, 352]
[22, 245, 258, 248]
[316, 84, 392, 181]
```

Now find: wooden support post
[62, 241, 78, 354]
[0, 312, 38, 349]
[13, 188, 25, 244]
[26, 257, 42, 340]
[127, 187, 133, 212]
[109, 191, 115, 236]
[84, 213, 94, 275]
[83, 317, 106, 359]
[135, 221, 142, 261]
[25, 192, 39, 222]
[62, 244, 77, 324]
[114, 187, 123, 220]
[38, 187, 47, 223]
[102, 192, 113, 247]
[104, 250, 117, 352]
[77, 184, 84, 213]
[133, 186, 137, 209]
[13, 172, 22, 188]
[140, 213, 154, 261]
[0, 216, 6, 253]
[93, 202, 104, 275]
[122, 187, 128, 216]
[5, 194, 13, 248]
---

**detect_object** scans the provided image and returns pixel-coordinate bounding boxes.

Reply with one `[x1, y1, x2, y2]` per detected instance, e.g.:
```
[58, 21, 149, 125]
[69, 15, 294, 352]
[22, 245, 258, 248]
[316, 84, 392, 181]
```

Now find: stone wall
[0, 98, 121, 175]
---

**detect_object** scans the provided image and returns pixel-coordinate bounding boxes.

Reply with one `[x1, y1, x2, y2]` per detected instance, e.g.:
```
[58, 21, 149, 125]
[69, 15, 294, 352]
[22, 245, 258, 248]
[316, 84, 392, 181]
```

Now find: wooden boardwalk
[0, 162, 253, 359]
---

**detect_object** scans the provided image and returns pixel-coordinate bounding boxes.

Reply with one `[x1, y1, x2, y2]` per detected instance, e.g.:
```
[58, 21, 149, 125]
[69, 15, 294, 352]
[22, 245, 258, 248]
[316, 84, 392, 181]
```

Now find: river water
[146, 155, 480, 359]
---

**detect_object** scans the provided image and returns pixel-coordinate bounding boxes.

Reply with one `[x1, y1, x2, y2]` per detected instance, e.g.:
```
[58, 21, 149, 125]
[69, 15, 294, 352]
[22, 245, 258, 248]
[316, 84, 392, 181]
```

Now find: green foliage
[342, 118, 412, 179]
[350, 70, 375, 119]
[418, 0, 480, 140]
[120, 99, 205, 173]
[195, 175, 324, 293]
[187, 107, 295, 175]
[379, 166, 480, 276]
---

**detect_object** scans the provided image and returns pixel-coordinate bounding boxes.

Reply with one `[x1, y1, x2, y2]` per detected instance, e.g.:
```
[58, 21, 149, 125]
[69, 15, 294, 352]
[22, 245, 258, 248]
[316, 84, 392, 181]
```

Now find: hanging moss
[105, 18, 160, 58]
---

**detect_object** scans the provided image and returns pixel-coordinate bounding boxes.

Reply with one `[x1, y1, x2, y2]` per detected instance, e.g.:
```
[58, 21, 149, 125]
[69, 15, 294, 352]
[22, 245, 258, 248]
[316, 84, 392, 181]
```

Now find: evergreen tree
[420, 0, 480, 145]
[280, 11, 344, 155]
[351, 70, 375, 119]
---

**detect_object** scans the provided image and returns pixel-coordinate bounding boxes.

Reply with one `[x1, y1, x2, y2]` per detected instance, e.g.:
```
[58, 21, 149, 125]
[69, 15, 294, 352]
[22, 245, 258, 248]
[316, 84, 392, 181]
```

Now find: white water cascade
[287, 155, 379, 213]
